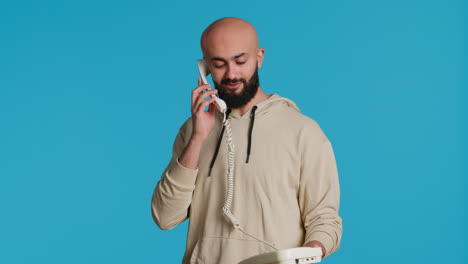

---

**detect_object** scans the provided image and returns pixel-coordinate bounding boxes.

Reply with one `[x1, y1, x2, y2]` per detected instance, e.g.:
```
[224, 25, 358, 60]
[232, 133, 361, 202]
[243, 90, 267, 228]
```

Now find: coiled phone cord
[221, 112, 278, 251]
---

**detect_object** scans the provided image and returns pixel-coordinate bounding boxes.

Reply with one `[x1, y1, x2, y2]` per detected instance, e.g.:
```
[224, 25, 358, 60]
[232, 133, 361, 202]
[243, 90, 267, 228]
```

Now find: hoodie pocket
[189, 236, 274, 264]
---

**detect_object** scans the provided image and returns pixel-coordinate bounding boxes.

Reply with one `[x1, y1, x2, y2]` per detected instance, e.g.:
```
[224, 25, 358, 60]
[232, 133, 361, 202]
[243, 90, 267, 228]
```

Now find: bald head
[201, 17, 259, 58]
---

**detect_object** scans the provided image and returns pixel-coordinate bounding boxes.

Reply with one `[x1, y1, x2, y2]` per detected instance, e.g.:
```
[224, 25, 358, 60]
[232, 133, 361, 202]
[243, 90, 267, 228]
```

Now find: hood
[209, 94, 300, 176]
[252, 93, 300, 116]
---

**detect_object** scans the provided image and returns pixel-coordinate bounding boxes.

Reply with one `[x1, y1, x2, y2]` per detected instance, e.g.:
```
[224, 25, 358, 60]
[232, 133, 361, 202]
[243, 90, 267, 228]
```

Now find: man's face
[205, 50, 261, 108]
[202, 27, 265, 108]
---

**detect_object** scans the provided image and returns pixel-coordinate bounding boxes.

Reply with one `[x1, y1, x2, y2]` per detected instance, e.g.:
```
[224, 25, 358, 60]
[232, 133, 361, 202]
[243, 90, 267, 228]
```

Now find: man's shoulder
[274, 106, 322, 132]
[277, 108, 329, 144]
[266, 95, 321, 130]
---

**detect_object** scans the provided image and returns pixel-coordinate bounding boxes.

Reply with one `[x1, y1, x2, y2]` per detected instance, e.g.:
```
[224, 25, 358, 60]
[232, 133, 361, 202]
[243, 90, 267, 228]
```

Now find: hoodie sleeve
[298, 123, 343, 258]
[151, 119, 199, 230]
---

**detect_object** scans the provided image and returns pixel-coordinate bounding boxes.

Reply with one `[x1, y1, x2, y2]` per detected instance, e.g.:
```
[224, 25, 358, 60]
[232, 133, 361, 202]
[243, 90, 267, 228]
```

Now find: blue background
[0, 0, 466, 263]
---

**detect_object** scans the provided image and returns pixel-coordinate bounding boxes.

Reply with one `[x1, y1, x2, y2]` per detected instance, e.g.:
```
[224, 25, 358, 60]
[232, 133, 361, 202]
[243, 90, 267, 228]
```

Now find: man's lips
[224, 82, 241, 90]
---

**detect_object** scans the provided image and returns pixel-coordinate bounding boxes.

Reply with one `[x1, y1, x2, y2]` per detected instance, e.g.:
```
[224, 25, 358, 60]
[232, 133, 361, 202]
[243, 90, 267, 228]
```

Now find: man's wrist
[189, 135, 206, 146]
[178, 136, 204, 169]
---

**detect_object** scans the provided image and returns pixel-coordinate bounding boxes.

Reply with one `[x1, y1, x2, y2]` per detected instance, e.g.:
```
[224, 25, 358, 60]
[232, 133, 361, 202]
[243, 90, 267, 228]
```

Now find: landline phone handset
[197, 59, 227, 114]
[197, 60, 322, 264]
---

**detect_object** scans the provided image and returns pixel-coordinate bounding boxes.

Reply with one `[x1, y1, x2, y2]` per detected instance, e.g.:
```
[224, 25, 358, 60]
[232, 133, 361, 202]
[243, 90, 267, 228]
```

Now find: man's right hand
[190, 77, 218, 144]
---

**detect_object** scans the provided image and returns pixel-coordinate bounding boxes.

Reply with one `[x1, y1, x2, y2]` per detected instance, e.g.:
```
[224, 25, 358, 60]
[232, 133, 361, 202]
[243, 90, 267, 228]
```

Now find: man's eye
[214, 64, 225, 68]
[236, 61, 246, 65]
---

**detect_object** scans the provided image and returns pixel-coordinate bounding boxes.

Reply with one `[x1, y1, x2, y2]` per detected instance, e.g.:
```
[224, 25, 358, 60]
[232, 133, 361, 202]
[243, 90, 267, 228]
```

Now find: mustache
[221, 78, 246, 85]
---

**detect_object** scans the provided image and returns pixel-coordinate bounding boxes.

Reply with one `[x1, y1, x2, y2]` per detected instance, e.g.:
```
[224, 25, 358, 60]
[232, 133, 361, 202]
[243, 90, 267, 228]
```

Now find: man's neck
[231, 87, 270, 117]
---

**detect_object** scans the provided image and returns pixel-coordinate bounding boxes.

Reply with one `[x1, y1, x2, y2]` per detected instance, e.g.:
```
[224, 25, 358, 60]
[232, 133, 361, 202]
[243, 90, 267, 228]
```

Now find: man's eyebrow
[233, 52, 247, 59]
[211, 52, 248, 62]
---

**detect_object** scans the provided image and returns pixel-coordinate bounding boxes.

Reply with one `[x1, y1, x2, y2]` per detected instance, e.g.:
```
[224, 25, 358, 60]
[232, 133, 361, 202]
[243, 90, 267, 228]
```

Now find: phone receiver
[197, 59, 227, 113]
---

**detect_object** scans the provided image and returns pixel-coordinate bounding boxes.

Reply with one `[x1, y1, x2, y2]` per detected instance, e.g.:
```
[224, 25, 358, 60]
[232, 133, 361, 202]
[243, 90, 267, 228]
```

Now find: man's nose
[225, 64, 239, 80]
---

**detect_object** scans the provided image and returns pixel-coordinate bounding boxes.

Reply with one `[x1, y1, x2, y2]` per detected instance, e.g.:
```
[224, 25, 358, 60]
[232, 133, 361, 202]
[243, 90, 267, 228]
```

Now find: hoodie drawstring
[246, 106, 257, 163]
[209, 105, 258, 176]
[209, 109, 232, 176]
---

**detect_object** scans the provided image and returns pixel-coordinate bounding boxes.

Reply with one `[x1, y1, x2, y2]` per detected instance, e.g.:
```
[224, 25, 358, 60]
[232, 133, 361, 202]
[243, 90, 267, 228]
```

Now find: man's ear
[256, 48, 265, 68]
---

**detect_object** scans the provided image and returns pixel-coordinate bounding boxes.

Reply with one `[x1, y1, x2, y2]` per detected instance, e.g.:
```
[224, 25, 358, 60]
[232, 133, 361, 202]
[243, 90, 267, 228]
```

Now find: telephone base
[239, 247, 322, 264]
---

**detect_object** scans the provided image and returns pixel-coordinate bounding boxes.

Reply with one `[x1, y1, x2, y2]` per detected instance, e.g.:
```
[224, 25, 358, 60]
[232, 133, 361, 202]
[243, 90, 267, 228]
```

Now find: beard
[214, 67, 260, 109]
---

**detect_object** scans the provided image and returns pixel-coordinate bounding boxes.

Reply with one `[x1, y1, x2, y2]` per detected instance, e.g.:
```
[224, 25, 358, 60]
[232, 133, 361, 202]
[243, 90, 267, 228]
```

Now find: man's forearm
[178, 137, 204, 169]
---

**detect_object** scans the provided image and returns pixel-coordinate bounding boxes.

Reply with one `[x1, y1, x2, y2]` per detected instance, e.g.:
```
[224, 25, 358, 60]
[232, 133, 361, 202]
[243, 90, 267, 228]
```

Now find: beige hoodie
[151, 94, 342, 264]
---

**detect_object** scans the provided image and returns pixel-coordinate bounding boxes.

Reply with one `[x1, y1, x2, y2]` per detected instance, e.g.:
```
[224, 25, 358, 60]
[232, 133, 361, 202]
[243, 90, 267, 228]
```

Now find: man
[151, 17, 342, 264]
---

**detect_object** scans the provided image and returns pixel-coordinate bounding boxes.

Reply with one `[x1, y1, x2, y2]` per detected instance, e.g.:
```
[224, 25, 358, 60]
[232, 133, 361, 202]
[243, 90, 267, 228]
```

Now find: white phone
[197, 59, 227, 113]
[239, 247, 322, 264]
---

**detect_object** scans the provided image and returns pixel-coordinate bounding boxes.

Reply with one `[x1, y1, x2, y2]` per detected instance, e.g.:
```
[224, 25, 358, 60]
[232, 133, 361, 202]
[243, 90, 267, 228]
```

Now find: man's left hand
[304, 240, 326, 258]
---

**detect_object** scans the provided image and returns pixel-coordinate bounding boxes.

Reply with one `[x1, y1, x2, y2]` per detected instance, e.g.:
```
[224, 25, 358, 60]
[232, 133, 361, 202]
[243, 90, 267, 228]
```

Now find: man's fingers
[196, 96, 216, 113]
[207, 99, 215, 113]
[193, 93, 216, 114]
[193, 89, 217, 112]
[192, 83, 211, 106]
